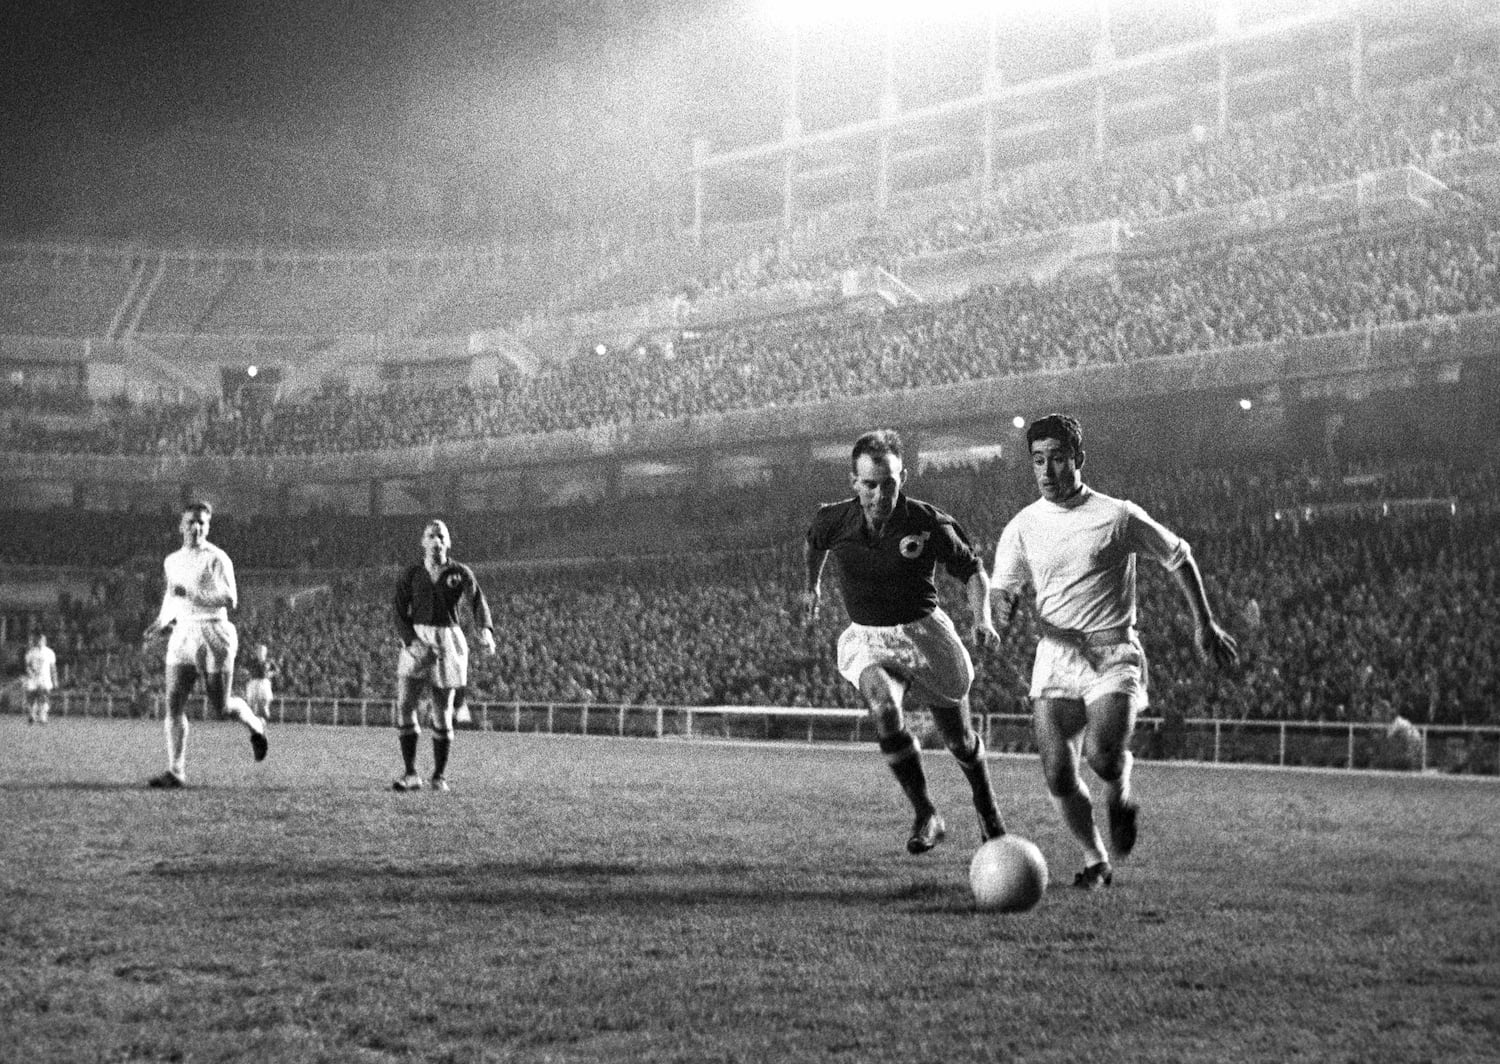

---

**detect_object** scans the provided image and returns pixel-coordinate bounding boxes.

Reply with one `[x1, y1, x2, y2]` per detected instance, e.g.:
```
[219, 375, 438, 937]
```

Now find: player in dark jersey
[391, 519, 496, 792]
[243, 642, 278, 722]
[804, 430, 1007, 854]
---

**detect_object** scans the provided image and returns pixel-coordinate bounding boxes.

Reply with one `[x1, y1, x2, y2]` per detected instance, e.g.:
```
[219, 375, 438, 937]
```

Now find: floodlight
[761, 0, 1096, 28]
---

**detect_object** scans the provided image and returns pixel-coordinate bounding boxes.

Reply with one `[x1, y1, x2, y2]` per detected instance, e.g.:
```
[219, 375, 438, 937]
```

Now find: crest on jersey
[444, 572, 464, 590]
[898, 532, 931, 559]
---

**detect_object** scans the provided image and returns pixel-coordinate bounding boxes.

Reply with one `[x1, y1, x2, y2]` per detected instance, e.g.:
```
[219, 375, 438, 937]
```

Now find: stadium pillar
[1091, 2, 1115, 159]
[876, 21, 898, 214]
[691, 138, 710, 247]
[782, 122, 798, 233]
[1216, 49, 1230, 135]
[782, 26, 801, 233]
[981, 53, 1002, 198]
[1349, 14, 1365, 102]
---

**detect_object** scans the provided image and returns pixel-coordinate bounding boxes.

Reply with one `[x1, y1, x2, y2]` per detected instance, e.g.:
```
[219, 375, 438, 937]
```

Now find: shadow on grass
[144, 855, 979, 912]
[0, 780, 302, 794]
[0, 780, 164, 793]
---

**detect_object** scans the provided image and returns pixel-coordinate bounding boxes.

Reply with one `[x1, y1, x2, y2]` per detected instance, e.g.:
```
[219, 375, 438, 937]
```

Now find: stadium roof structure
[686, 0, 1498, 235]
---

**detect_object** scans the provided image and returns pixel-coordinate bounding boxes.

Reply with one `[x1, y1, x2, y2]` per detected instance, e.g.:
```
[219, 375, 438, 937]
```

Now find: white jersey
[992, 484, 1190, 633]
[24, 644, 57, 691]
[157, 542, 238, 626]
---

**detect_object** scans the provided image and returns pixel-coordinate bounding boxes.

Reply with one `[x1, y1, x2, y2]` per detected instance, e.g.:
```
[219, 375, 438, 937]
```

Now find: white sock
[166, 715, 189, 777]
[228, 703, 265, 735]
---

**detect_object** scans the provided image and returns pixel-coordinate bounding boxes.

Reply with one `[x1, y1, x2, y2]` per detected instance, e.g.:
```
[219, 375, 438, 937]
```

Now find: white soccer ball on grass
[969, 835, 1049, 912]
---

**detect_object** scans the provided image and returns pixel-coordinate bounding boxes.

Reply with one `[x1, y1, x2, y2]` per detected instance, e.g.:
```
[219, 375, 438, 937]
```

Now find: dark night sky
[0, 0, 796, 238]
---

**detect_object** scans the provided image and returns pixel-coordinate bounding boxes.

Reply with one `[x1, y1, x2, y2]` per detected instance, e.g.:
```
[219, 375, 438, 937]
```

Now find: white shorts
[837, 608, 973, 709]
[245, 677, 273, 712]
[1031, 635, 1148, 712]
[397, 625, 468, 689]
[166, 619, 238, 675]
[23, 680, 52, 694]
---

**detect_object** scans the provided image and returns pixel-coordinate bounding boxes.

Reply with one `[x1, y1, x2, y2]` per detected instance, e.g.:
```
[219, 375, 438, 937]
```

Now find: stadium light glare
[760, 0, 1095, 28]
[1214, 1, 1240, 36]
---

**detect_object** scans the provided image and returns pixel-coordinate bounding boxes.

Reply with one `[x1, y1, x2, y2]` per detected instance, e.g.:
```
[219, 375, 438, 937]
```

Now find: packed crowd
[5, 212, 1500, 457]
[6, 455, 1497, 727]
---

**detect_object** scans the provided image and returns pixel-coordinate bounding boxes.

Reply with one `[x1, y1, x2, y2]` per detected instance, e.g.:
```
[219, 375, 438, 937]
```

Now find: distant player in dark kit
[804, 429, 1007, 854]
[244, 642, 278, 722]
[391, 519, 497, 792]
[142, 501, 268, 788]
[991, 414, 1238, 888]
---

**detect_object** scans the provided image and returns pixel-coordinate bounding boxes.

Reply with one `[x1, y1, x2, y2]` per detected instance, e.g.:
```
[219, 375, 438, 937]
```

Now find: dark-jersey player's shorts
[396, 624, 469, 689]
[836, 607, 973, 709]
[166, 618, 238, 674]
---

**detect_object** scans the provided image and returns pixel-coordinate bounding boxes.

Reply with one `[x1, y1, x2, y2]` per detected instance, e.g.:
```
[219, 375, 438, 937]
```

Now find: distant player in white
[244, 643, 277, 721]
[991, 414, 1238, 888]
[142, 501, 268, 788]
[24, 631, 57, 725]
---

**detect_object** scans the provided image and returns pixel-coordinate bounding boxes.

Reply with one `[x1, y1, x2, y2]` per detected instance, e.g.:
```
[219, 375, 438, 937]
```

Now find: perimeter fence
[12, 691, 1498, 777]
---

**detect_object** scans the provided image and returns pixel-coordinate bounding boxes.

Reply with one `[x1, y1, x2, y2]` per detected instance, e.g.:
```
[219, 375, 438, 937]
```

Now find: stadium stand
[3, 18, 1499, 748]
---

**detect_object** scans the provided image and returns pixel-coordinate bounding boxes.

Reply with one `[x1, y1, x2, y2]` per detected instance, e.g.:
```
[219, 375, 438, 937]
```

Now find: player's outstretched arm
[966, 571, 1000, 650]
[1169, 556, 1239, 671]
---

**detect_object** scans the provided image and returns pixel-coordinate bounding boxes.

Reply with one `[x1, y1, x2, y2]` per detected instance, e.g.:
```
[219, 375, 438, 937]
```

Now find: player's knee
[1085, 743, 1127, 782]
[1044, 766, 1082, 798]
[397, 721, 421, 737]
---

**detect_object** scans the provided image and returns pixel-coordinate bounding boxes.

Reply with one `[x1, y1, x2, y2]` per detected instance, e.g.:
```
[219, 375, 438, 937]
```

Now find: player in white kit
[142, 501, 268, 788]
[24, 631, 57, 724]
[991, 414, 1238, 888]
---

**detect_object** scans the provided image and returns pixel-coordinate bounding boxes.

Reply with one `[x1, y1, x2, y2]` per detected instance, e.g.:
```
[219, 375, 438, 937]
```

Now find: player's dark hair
[182, 500, 213, 518]
[851, 429, 903, 470]
[1026, 414, 1084, 456]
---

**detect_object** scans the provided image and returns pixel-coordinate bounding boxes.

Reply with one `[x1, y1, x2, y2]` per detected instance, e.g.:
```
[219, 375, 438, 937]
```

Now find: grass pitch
[2, 718, 1496, 1064]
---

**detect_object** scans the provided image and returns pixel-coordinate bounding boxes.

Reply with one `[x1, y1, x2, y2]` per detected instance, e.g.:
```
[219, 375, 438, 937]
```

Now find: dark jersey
[806, 494, 982, 626]
[245, 657, 277, 681]
[393, 561, 494, 645]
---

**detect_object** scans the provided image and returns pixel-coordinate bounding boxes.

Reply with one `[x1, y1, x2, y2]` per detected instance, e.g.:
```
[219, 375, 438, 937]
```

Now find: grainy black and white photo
[1, 1, 1497, 1060]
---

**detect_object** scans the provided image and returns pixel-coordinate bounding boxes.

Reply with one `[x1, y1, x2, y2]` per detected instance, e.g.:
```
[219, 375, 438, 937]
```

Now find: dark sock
[399, 732, 418, 775]
[954, 735, 1005, 832]
[432, 736, 451, 778]
[878, 731, 932, 813]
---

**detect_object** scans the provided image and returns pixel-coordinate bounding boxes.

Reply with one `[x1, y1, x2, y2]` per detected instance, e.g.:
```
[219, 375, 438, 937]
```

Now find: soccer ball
[969, 835, 1049, 912]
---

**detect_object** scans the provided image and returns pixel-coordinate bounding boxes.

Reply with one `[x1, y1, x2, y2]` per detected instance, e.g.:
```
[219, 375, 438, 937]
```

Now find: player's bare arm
[1169, 557, 1239, 670]
[990, 587, 1020, 631]
[966, 571, 1001, 650]
[802, 544, 827, 626]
